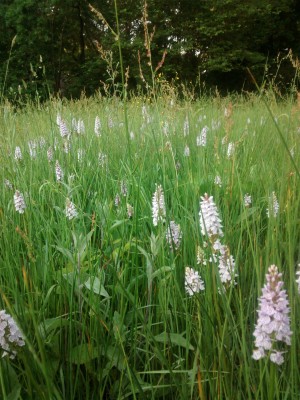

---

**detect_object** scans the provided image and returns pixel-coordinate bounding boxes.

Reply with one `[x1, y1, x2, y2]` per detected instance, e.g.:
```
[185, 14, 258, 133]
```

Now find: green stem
[1, 35, 17, 105]
[268, 362, 276, 400]
[113, 0, 131, 167]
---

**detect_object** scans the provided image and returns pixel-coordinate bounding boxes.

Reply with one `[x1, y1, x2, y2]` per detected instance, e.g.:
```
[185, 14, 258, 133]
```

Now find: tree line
[0, 0, 299, 101]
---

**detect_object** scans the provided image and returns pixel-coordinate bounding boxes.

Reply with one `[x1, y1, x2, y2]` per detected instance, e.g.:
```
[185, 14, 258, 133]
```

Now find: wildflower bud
[217, 244, 237, 286]
[98, 152, 107, 167]
[13, 190, 26, 214]
[28, 140, 37, 159]
[55, 160, 64, 182]
[95, 116, 101, 136]
[56, 113, 61, 126]
[267, 191, 279, 218]
[14, 146, 22, 161]
[152, 184, 166, 226]
[214, 175, 222, 187]
[108, 117, 114, 129]
[59, 119, 70, 138]
[4, 179, 13, 190]
[196, 126, 208, 147]
[227, 142, 235, 158]
[65, 198, 78, 220]
[244, 194, 252, 207]
[47, 147, 53, 163]
[183, 117, 189, 137]
[77, 119, 85, 134]
[114, 194, 121, 208]
[39, 136, 46, 148]
[184, 145, 190, 157]
[71, 117, 77, 131]
[127, 203, 134, 219]
[166, 221, 182, 250]
[120, 181, 128, 197]
[196, 245, 206, 265]
[296, 265, 300, 295]
[162, 121, 169, 136]
[77, 149, 84, 162]
[63, 140, 71, 154]
[142, 105, 149, 121]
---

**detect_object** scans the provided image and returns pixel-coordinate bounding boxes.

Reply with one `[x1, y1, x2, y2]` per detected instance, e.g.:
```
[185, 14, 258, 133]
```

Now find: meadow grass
[0, 92, 299, 399]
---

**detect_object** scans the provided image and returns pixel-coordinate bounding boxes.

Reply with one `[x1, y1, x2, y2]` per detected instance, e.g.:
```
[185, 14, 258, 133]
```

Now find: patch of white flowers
[185, 267, 205, 296]
[199, 194, 237, 289]
[0, 310, 25, 359]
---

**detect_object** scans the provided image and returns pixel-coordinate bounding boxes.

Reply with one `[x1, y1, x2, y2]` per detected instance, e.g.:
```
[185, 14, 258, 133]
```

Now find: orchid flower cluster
[199, 193, 237, 290]
[267, 191, 279, 218]
[14, 190, 26, 214]
[296, 265, 300, 295]
[0, 310, 25, 359]
[152, 185, 182, 252]
[65, 198, 78, 220]
[152, 184, 166, 226]
[185, 267, 205, 296]
[252, 265, 292, 365]
[152, 185, 204, 296]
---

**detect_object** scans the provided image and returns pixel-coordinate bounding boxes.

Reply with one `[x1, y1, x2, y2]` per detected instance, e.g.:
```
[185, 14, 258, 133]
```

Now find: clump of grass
[0, 91, 299, 399]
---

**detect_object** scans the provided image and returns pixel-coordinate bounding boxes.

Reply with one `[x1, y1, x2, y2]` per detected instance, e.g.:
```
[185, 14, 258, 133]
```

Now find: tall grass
[0, 90, 299, 399]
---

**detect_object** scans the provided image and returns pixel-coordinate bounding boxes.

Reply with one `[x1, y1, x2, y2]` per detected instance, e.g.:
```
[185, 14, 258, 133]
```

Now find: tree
[0, 0, 299, 100]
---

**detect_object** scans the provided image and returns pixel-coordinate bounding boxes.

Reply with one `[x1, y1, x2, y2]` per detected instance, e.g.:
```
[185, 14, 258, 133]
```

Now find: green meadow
[0, 92, 299, 399]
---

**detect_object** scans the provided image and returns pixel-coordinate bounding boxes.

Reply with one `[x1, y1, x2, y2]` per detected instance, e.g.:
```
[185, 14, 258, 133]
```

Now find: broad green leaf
[154, 332, 194, 351]
[2, 362, 20, 400]
[84, 277, 109, 297]
[151, 265, 174, 279]
[68, 343, 101, 364]
[105, 345, 126, 371]
[110, 219, 126, 230]
[54, 246, 74, 264]
[6, 386, 21, 400]
[38, 317, 76, 339]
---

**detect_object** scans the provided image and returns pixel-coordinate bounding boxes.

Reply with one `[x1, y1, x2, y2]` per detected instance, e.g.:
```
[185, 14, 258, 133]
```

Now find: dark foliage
[0, 0, 299, 100]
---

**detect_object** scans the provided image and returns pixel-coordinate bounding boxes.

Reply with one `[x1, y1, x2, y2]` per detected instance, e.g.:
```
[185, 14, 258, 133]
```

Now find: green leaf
[151, 265, 174, 279]
[137, 245, 153, 292]
[38, 317, 76, 339]
[54, 246, 74, 264]
[6, 386, 21, 400]
[84, 277, 109, 297]
[110, 219, 127, 230]
[104, 345, 126, 371]
[113, 311, 126, 343]
[154, 332, 194, 351]
[68, 343, 101, 364]
[2, 362, 21, 400]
